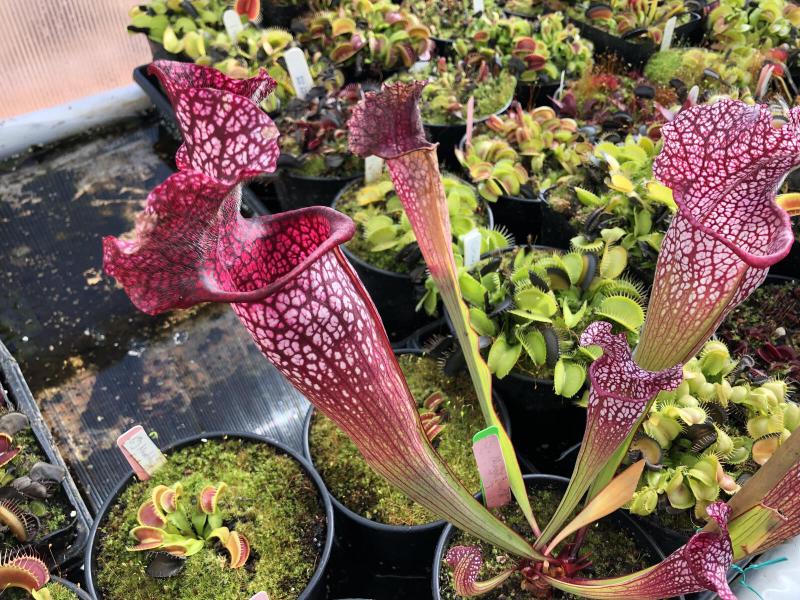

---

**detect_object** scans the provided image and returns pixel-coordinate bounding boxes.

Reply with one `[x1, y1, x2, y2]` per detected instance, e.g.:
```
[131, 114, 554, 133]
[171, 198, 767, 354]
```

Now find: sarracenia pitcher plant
[105, 63, 800, 599]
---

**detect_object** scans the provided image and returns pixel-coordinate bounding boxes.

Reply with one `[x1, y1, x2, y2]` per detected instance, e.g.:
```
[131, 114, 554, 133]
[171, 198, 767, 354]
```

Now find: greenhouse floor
[0, 114, 426, 597]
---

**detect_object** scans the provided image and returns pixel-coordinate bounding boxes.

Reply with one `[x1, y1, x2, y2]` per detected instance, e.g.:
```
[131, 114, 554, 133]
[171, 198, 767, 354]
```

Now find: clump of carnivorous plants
[129, 481, 250, 575]
[105, 59, 800, 599]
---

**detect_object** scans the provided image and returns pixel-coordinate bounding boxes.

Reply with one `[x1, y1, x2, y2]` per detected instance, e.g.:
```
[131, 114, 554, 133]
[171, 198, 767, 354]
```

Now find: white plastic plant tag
[660, 16, 677, 51]
[364, 155, 385, 183]
[284, 47, 314, 100]
[223, 9, 244, 40]
[249, 593, 270, 600]
[410, 60, 430, 74]
[473, 0, 485, 13]
[461, 228, 482, 268]
[472, 426, 511, 508]
[556, 70, 566, 99]
[117, 425, 167, 481]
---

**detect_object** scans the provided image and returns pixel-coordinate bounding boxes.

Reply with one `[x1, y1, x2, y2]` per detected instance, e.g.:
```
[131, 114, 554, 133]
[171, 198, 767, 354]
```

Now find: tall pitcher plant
[105, 62, 800, 599]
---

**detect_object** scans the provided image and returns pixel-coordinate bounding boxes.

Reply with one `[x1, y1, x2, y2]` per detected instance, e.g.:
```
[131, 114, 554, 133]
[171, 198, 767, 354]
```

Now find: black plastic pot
[431, 36, 456, 59]
[494, 371, 586, 477]
[772, 241, 800, 279]
[0, 340, 92, 569]
[49, 576, 93, 600]
[431, 474, 671, 599]
[275, 170, 362, 211]
[571, 12, 705, 67]
[302, 348, 511, 579]
[515, 79, 560, 110]
[84, 432, 334, 600]
[538, 198, 578, 250]
[332, 179, 493, 342]
[260, 0, 307, 28]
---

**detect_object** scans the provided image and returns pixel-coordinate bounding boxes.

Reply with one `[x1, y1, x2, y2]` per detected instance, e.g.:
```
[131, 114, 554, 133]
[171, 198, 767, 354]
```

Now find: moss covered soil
[309, 353, 487, 526]
[95, 437, 326, 600]
[0, 428, 72, 552]
[439, 482, 657, 599]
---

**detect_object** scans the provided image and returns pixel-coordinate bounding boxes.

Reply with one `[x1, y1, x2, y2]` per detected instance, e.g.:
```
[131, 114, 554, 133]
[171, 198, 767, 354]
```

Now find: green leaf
[599, 245, 628, 279]
[575, 187, 603, 207]
[596, 295, 645, 332]
[561, 252, 584, 284]
[459, 272, 487, 307]
[562, 299, 587, 329]
[514, 286, 558, 316]
[518, 329, 547, 366]
[634, 209, 652, 237]
[553, 359, 586, 397]
[488, 334, 522, 379]
[469, 307, 497, 337]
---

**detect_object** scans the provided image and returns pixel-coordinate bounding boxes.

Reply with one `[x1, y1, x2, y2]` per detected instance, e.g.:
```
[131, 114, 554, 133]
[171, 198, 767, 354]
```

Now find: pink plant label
[472, 426, 511, 508]
[117, 426, 167, 481]
[249, 593, 270, 600]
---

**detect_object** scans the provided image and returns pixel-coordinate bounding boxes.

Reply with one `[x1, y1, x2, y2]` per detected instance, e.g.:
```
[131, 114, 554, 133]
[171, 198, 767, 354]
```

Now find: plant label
[660, 16, 677, 52]
[249, 594, 270, 600]
[364, 155, 385, 183]
[117, 426, 167, 480]
[473, 0, 485, 13]
[223, 10, 244, 40]
[472, 426, 512, 509]
[461, 228, 482, 268]
[410, 60, 430, 74]
[284, 48, 314, 100]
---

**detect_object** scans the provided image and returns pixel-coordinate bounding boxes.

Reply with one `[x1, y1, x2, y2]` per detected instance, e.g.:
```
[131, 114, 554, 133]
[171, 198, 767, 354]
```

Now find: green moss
[0, 429, 71, 552]
[95, 438, 325, 600]
[439, 482, 657, 599]
[309, 354, 486, 525]
[287, 154, 362, 178]
[43, 582, 80, 600]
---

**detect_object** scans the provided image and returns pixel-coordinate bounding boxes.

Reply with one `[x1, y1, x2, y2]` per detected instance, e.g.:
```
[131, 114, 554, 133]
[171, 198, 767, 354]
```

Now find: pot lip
[331, 174, 495, 279]
[302, 347, 510, 534]
[84, 432, 334, 600]
[284, 169, 365, 183]
[570, 10, 703, 46]
[431, 473, 671, 599]
[49, 575, 93, 600]
[423, 93, 515, 131]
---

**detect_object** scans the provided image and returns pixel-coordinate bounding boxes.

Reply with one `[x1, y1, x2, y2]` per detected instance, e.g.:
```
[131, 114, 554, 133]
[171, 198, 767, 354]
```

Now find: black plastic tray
[0, 339, 93, 568]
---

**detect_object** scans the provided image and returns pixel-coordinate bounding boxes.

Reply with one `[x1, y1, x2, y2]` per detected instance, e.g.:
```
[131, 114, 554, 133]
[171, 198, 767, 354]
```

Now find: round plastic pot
[514, 79, 560, 110]
[302, 348, 511, 577]
[538, 200, 578, 250]
[493, 371, 585, 477]
[571, 12, 705, 67]
[259, 0, 306, 27]
[274, 170, 362, 212]
[431, 474, 673, 599]
[49, 576, 93, 600]
[331, 179, 493, 342]
[84, 432, 334, 600]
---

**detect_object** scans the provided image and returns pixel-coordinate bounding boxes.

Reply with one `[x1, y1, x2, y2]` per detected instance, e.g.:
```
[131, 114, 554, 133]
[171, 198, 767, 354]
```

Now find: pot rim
[424, 93, 515, 131]
[49, 575, 93, 600]
[84, 432, 334, 600]
[302, 347, 511, 534]
[431, 473, 674, 599]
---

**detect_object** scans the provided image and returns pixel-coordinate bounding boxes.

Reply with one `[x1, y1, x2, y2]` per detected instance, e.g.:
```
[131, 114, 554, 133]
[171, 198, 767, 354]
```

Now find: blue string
[730, 557, 789, 600]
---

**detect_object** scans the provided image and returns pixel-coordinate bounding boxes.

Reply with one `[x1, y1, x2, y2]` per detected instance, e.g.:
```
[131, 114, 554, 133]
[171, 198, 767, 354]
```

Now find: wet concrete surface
[0, 116, 309, 511]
